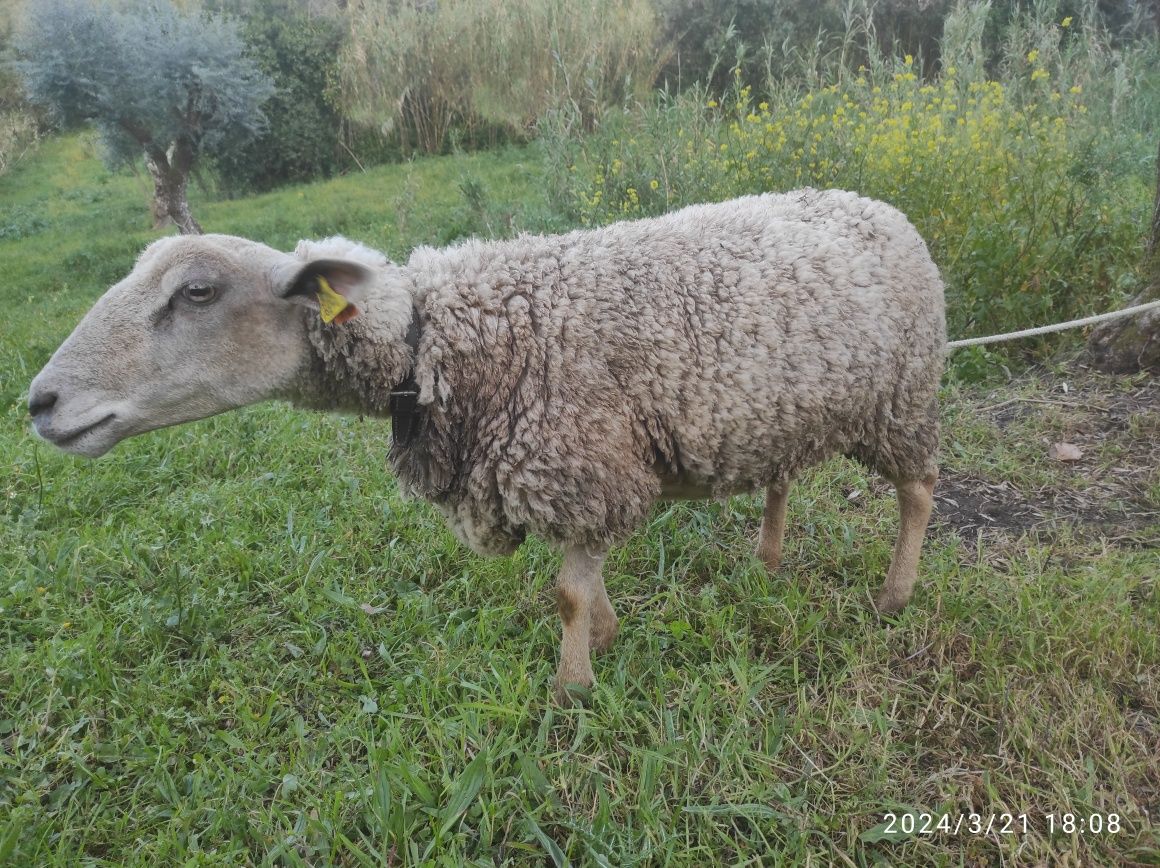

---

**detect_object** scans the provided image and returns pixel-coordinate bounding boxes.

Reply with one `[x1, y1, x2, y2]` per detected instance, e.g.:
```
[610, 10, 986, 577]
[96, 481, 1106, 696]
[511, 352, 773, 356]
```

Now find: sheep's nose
[28, 388, 58, 420]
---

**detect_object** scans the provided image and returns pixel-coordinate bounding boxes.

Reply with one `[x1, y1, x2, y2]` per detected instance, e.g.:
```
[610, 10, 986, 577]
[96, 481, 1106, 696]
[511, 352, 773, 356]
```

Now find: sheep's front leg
[554, 545, 609, 704]
[875, 472, 937, 614]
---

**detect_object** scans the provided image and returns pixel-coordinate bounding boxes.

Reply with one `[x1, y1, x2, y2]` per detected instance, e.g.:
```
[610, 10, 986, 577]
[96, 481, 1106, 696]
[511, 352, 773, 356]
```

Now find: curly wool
[295, 189, 946, 555]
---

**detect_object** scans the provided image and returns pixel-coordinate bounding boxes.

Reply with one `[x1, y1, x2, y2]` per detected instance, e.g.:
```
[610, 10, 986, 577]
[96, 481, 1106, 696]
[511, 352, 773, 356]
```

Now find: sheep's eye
[181, 283, 218, 304]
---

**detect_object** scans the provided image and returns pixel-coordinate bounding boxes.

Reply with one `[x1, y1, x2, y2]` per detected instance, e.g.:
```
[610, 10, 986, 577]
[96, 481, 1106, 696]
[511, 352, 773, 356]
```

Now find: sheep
[28, 189, 945, 703]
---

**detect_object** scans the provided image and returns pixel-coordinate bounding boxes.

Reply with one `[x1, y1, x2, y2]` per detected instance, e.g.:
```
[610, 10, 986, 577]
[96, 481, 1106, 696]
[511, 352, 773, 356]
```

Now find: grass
[1, 135, 1158, 865]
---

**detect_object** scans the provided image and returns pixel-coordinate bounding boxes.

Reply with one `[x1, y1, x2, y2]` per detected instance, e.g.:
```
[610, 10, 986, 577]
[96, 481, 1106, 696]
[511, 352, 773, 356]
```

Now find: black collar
[389, 307, 423, 448]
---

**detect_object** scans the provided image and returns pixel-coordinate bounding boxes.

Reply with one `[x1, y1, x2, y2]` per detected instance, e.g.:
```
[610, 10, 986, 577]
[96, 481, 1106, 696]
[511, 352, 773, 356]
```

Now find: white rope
[947, 299, 1160, 349]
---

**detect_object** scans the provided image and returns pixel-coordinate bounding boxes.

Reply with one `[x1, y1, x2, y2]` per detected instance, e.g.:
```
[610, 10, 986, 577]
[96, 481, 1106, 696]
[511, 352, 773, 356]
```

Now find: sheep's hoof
[552, 674, 594, 707]
[757, 548, 782, 573]
[874, 588, 911, 616]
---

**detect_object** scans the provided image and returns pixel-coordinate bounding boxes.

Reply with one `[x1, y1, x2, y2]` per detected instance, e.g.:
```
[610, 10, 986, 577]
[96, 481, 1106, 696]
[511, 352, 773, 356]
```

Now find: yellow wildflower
[1027, 49, 1039, 63]
[1061, 16, 1072, 28]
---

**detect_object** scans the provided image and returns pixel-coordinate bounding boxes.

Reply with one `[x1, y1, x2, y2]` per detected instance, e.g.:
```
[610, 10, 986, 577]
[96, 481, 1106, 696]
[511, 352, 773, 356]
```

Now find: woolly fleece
[296, 189, 946, 555]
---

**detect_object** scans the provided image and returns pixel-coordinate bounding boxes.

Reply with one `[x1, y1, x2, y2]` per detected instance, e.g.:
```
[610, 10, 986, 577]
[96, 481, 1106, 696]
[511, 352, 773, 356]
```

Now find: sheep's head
[28, 233, 376, 457]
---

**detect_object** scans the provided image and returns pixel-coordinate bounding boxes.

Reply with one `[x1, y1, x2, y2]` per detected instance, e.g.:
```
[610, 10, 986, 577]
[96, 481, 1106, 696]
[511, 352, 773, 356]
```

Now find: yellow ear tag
[316, 275, 350, 324]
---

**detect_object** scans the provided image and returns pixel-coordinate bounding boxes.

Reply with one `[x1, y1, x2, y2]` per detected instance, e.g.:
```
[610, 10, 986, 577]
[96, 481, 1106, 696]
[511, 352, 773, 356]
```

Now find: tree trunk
[1088, 139, 1160, 372]
[143, 142, 202, 235]
[1087, 285, 1160, 372]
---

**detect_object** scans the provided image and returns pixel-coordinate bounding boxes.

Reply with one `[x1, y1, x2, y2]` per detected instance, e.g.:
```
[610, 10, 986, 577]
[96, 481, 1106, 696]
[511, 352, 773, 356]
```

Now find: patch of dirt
[933, 361, 1159, 548]
[932, 472, 1157, 545]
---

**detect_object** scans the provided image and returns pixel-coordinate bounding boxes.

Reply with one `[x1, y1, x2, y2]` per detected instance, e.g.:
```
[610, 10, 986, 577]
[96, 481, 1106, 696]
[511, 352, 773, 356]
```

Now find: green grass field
[2, 135, 1158, 865]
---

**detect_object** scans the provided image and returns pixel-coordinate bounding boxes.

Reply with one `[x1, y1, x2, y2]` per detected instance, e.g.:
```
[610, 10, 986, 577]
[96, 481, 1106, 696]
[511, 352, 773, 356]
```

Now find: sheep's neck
[293, 304, 417, 418]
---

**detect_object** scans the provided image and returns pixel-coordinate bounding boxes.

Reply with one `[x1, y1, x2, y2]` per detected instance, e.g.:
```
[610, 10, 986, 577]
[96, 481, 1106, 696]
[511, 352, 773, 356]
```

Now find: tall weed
[0, 109, 38, 176]
[340, 0, 663, 155]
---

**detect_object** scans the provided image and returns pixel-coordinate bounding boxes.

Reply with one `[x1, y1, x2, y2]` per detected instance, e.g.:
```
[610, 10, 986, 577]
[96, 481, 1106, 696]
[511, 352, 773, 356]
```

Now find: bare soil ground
[933, 360, 1159, 550]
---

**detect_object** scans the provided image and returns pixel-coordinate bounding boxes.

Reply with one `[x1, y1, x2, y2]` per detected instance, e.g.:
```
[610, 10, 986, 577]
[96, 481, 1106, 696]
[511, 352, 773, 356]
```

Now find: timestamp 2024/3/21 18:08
[876, 812, 1124, 837]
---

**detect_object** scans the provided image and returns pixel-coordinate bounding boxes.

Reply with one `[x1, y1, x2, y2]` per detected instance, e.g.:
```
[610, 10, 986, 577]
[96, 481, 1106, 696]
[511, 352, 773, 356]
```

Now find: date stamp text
[872, 811, 1123, 838]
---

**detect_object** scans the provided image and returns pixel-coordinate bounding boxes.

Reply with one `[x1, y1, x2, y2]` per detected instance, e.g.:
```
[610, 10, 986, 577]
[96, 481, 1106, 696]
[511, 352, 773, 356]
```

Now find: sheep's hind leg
[756, 482, 791, 572]
[554, 545, 609, 704]
[875, 471, 938, 614]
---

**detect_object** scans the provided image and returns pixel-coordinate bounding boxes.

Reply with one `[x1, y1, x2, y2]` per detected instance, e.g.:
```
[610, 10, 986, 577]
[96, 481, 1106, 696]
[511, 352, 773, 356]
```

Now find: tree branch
[117, 117, 153, 146]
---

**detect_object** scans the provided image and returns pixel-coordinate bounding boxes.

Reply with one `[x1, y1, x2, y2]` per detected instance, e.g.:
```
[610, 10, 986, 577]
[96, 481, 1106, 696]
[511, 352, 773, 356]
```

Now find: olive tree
[14, 0, 274, 234]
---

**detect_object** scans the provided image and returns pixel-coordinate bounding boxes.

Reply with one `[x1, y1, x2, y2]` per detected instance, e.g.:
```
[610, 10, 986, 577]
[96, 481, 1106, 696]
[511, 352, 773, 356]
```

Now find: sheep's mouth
[43, 413, 117, 453]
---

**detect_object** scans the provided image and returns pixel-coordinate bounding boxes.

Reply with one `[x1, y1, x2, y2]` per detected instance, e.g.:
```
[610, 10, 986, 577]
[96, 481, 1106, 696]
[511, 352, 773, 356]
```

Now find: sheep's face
[28, 234, 369, 457]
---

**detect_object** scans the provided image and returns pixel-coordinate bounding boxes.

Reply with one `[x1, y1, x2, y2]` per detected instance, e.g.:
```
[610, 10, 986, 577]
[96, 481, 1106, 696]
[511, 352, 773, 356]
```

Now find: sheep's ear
[276, 259, 371, 325]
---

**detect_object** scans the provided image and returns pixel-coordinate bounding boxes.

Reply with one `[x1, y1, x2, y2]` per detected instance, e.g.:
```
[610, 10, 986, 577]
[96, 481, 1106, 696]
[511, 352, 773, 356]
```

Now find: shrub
[212, 2, 348, 192]
[544, 2, 1155, 358]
